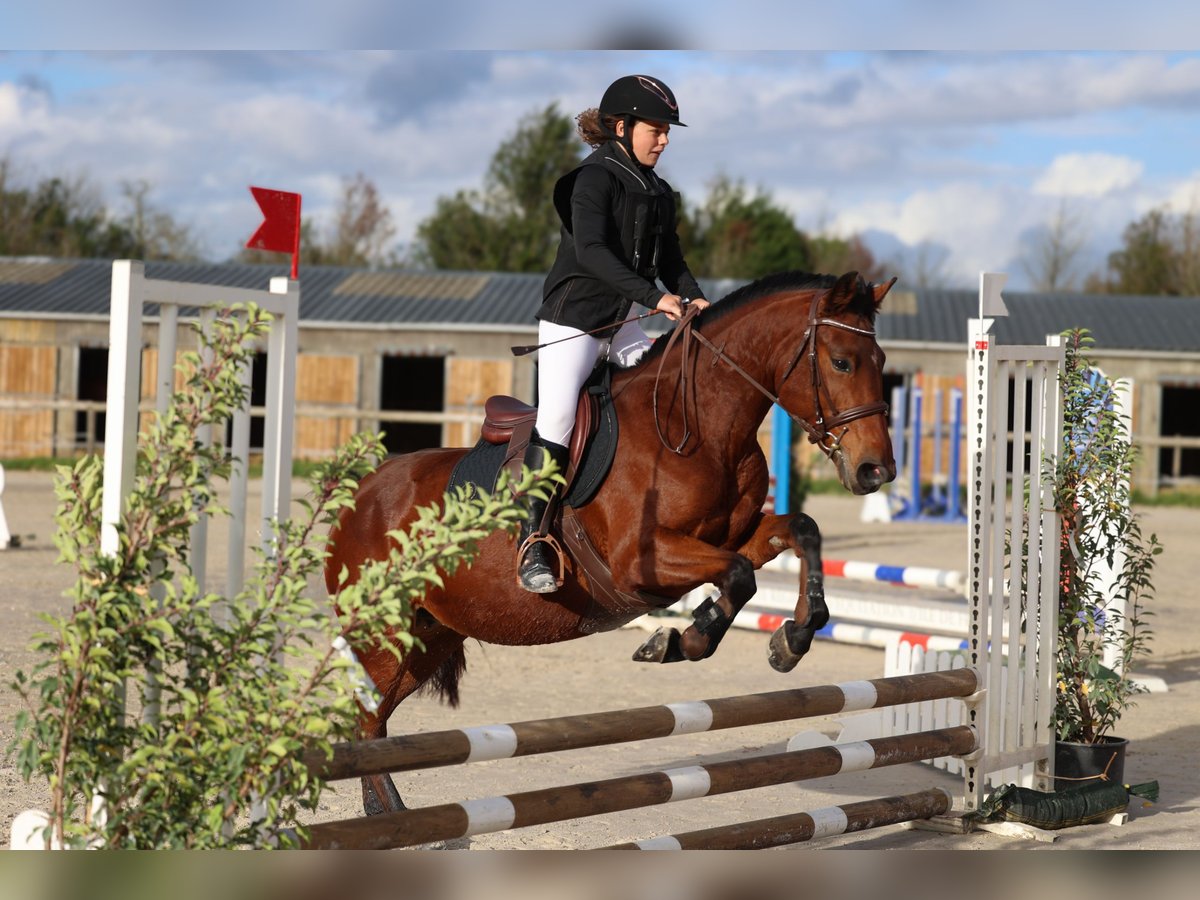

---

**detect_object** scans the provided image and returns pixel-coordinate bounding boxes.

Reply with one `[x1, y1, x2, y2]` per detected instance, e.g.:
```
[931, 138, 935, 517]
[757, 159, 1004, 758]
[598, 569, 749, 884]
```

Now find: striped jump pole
[604, 787, 953, 850]
[765, 556, 966, 593]
[727, 610, 973, 653]
[302, 727, 975, 850]
[305, 668, 980, 781]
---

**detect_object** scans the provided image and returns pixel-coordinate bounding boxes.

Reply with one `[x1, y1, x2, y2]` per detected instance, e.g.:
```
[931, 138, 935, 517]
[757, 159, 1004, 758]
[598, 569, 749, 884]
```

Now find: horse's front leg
[737, 512, 829, 673]
[630, 533, 757, 664]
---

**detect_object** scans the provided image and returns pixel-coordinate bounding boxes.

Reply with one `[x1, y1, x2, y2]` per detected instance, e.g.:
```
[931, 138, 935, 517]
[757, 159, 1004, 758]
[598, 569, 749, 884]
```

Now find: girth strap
[560, 508, 675, 634]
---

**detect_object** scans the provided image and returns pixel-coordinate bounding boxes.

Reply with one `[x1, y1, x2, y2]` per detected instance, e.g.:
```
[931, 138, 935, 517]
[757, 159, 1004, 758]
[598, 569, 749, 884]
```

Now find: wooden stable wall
[444, 358, 514, 448]
[138, 347, 362, 460]
[0, 320, 57, 456]
[295, 353, 359, 458]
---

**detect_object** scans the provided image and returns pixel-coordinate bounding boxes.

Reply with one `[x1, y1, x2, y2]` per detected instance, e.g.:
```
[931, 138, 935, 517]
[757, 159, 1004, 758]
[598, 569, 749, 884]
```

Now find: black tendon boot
[517, 438, 570, 593]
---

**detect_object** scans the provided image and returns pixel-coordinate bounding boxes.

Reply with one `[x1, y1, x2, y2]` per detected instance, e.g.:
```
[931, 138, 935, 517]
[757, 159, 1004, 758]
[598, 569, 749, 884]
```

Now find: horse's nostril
[857, 463, 885, 491]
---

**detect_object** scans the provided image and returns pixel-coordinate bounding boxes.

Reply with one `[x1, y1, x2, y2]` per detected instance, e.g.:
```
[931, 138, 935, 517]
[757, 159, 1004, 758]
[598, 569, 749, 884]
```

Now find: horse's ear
[823, 271, 861, 315]
[871, 276, 899, 311]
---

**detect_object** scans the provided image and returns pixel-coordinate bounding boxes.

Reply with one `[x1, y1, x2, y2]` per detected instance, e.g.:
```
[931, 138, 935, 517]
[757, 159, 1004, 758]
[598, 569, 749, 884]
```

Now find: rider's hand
[656, 293, 686, 321]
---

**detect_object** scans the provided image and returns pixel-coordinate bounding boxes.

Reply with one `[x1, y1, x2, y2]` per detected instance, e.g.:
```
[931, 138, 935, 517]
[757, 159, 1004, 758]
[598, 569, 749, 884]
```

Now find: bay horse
[325, 270, 897, 814]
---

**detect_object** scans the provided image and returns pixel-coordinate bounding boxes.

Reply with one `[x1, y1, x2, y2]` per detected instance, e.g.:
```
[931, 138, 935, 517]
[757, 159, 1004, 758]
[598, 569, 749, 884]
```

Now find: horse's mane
[628, 271, 872, 370]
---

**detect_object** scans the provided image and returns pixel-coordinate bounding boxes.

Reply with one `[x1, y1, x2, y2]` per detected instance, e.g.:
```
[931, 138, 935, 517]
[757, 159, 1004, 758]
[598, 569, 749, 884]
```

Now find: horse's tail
[415, 643, 467, 708]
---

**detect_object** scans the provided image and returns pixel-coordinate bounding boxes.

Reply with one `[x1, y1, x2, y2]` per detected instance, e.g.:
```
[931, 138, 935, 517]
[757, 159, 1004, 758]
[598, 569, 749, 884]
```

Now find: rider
[516, 73, 711, 593]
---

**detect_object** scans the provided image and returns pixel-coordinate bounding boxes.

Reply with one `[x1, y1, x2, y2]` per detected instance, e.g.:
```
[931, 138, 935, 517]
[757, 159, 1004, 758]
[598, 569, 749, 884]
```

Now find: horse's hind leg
[356, 616, 468, 816]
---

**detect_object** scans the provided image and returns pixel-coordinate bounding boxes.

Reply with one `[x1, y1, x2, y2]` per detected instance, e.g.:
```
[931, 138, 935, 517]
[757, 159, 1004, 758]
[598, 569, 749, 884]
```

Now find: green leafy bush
[1051, 330, 1159, 744]
[8, 304, 549, 848]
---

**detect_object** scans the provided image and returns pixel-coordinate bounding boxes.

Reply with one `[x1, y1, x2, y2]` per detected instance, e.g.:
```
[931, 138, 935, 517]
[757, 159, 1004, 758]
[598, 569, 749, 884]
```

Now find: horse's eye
[833, 358, 852, 373]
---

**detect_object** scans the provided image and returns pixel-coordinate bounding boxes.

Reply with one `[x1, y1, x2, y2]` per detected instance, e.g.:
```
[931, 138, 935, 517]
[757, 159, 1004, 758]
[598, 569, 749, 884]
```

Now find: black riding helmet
[599, 74, 686, 126]
[599, 74, 685, 164]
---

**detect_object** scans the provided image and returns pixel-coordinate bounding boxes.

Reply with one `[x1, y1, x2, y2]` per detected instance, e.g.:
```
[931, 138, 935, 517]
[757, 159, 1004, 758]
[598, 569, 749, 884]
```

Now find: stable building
[2, 256, 1199, 495]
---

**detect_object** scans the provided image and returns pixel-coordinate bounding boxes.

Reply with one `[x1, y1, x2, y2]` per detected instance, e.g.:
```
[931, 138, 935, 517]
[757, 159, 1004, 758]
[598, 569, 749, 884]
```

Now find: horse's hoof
[632, 627, 686, 663]
[767, 620, 814, 673]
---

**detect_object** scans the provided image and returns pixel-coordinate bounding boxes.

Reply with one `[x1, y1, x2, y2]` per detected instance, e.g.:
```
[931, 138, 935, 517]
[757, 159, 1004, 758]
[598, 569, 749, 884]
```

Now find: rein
[652, 293, 889, 460]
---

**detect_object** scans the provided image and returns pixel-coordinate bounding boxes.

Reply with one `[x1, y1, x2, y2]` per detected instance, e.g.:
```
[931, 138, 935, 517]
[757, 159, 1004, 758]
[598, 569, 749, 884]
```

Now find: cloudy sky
[2, 49, 1199, 289]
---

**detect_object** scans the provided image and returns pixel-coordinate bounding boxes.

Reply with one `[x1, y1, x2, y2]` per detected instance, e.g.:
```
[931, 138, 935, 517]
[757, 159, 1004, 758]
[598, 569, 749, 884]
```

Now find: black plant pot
[1054, 737, 1128, 792]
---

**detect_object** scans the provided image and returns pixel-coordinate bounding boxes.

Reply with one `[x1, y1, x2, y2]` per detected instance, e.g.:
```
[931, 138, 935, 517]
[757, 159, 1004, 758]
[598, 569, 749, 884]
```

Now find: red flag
[246, 186, 302, 279]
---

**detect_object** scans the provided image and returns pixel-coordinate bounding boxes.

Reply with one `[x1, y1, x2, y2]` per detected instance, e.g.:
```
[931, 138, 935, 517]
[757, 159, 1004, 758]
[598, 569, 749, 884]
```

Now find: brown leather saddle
[447, 367, 673, 632]
[482, 386, 599, 496]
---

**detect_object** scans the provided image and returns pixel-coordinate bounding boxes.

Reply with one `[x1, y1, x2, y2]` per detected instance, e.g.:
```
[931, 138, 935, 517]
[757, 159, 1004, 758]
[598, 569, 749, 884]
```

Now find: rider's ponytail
[576, 108, 622, 148]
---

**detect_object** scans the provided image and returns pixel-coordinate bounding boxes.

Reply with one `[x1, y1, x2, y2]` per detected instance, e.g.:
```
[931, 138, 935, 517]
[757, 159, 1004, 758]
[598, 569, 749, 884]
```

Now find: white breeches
[534, 318, 652, 446]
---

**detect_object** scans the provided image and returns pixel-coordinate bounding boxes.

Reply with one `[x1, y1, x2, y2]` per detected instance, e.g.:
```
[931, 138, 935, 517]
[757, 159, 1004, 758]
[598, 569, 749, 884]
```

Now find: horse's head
[778, 271, 897, 495]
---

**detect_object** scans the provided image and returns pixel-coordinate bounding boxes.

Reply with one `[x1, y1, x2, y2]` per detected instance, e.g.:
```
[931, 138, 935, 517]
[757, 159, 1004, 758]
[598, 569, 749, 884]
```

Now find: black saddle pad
[447, 384, 618, 509]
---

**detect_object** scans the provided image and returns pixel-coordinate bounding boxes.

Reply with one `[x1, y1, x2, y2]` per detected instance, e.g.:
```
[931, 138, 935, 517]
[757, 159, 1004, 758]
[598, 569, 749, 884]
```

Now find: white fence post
[100, 260, 146, 559]
[259, 276, 299, 555]
[98, 264, 300, 583]
[0, 463, 11, 549]
[963, 311, 1063, 810]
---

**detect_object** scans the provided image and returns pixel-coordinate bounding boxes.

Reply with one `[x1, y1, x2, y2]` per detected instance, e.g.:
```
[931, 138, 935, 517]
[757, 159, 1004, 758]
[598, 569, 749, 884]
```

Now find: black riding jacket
[537, 141, 704, 334]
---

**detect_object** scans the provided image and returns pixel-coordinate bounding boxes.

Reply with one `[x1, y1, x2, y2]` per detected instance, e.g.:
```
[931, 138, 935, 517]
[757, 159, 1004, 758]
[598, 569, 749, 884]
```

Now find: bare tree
[1020, 200, 1088, 292]
[808, 233, 889, 281]
[328, 173, 397, 267]
[908, 241, 951, 288]
[119, 180, 201, 261]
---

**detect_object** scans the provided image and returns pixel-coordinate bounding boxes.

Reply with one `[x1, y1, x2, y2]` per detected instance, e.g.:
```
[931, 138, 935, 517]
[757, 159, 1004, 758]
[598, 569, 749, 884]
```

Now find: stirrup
[517, 531, 565, 593]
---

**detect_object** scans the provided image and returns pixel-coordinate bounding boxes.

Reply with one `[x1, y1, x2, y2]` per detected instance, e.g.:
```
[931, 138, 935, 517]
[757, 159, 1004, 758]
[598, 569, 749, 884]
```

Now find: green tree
[413, 190, 511, 272]
[1175, 207, 1200, 297]
[1106, 209, 1175, 295]
[684, 175, 812, 279]
[0, 165, 117, 258]
[413, 104, 582, 272]
[0, 157, 196, 261]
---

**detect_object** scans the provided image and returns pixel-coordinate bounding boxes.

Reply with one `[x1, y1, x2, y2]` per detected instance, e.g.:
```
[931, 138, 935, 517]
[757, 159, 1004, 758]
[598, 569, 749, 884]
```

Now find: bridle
[653, 291, 889, 462]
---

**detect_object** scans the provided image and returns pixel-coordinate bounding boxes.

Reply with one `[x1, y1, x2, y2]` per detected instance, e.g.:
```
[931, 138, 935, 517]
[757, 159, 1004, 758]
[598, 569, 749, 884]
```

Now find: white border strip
[463, 725, 519, 762]
[461, 797, 517, 836]
[838, 680, 879, 711]
[664, 766, 712, 801]
[667, 701, 714, 735]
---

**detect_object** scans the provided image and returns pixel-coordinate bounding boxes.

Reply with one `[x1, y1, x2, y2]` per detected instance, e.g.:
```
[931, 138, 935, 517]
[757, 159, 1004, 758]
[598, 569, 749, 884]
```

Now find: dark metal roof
[0, 257, 550, 327]
[877, 287, 1200, 353]
[2, 257, 1198, 353]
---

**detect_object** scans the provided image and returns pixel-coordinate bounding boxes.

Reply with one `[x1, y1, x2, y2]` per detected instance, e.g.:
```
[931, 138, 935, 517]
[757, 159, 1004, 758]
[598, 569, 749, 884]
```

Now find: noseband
[653, 292, 889, 462]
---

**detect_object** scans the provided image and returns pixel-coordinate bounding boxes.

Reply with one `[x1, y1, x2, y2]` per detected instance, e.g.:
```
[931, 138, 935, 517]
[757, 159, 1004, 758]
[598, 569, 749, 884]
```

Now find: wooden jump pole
[305, 667, 980, 781]
[302, 725, 975, 850]
[602, 787, 953, 850]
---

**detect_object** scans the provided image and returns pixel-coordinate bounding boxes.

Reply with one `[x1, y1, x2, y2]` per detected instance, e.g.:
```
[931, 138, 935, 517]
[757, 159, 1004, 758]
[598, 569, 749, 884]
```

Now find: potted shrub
[1050, 329, 1159, 791]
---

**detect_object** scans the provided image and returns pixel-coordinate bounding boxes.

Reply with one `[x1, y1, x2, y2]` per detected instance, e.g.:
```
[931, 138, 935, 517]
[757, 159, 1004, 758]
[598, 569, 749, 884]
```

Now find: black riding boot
[517, 438, 570, 593]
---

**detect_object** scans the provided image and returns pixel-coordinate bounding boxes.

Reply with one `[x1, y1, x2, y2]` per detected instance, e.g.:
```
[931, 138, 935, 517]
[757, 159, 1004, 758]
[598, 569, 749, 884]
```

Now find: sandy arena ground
[1, 469, 1197, 850]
